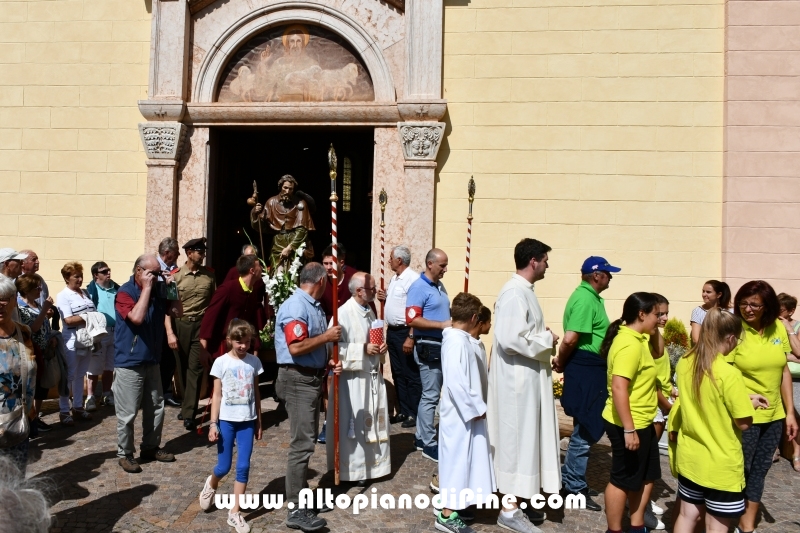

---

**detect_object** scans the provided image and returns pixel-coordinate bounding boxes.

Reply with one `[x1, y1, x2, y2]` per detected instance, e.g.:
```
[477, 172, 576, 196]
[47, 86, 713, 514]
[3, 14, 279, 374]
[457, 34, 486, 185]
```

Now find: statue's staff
[328, 144, 341, 486]
[378, 189, 388, 319]
[246, 181, 265, 265]
[464, 176, 475, 293]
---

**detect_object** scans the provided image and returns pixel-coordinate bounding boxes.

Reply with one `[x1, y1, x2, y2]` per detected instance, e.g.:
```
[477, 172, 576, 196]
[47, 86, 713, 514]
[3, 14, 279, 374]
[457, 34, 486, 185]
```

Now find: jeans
[414, 346, 443, 448]
[112, 364, 165, 458]
[59, 346, 92, 412]
[561, 419, 596, 493]
[276, 366, 323, 505]
[386, 327, 422, 418]
[214, 420, 255, 483]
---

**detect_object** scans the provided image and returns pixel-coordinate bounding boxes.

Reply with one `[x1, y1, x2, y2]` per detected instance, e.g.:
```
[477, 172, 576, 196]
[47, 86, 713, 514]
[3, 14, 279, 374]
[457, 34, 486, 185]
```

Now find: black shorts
[605, 420, 661, 492]
[678, 475, 745, 518]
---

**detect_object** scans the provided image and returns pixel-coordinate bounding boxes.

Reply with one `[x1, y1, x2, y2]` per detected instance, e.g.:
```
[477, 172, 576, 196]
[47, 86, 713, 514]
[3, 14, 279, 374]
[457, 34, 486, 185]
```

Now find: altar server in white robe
[488, 238, 561, 533]
[327, 272, 391, 482]
[436, 293, 496, 533]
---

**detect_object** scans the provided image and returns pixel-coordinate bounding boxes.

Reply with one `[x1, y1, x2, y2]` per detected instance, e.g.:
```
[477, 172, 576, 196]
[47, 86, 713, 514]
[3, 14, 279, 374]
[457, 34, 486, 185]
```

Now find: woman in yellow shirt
[729, 280, 800, 533]
[600, 292, 660, 533]
[671, 309, 758, 533]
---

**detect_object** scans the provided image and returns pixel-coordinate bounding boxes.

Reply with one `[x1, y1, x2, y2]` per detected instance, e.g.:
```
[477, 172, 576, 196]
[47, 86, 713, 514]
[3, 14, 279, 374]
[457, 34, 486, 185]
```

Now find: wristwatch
[407, 334, 414, 340]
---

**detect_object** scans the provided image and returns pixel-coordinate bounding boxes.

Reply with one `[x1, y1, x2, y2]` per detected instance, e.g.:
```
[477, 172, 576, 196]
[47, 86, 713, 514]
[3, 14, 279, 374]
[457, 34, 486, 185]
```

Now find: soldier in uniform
[168, 238, 217, 431]
[250, 175, 316, 270]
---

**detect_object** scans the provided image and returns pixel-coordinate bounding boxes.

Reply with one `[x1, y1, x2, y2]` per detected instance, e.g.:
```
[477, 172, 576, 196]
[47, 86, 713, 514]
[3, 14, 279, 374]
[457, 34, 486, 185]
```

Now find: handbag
[39, 340, 61, 390]
[0, 339, 30, 448]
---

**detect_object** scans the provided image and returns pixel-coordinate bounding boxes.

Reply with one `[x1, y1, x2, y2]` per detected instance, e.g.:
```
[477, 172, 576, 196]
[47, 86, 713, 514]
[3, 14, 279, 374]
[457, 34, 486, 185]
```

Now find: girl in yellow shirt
[600, 292, 660, 533]
[671, 309, 759, 533]
[729, 280, 800, 533]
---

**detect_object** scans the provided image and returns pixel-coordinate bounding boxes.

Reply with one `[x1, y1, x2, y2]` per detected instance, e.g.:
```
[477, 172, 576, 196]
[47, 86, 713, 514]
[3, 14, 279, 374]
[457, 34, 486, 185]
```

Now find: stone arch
[193, 2, 396, 103]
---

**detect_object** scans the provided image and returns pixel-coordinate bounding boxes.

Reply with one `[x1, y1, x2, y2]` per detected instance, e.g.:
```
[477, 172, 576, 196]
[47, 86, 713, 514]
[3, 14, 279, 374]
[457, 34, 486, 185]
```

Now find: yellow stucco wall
[0, 0, 149, 287]
[437, 0, 725, 332]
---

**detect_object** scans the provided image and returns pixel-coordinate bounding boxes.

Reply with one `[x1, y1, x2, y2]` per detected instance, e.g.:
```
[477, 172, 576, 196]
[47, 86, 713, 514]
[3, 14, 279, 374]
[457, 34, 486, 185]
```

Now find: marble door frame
[138, 0, 446, 274]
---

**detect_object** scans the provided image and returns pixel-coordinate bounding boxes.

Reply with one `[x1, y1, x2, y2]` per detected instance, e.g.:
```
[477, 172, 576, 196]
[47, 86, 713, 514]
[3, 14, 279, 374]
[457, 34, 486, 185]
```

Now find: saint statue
[251, 175, 316, 270]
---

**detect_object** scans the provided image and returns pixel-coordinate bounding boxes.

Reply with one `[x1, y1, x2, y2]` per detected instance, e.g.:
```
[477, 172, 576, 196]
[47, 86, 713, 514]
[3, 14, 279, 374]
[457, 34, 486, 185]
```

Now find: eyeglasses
[739, 302, 764, 311]
[97, 269, 110, 275]
[360, 286, 376, 292]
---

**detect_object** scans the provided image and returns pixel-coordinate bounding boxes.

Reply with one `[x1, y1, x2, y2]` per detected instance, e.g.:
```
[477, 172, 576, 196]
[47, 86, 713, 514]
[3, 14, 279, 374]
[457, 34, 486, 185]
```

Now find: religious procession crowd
[0, 232, 798, 533]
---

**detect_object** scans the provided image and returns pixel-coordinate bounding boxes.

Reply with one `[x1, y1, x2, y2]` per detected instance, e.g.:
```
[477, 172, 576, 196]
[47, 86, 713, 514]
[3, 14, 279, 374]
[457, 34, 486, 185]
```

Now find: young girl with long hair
[670, 308, 766, 533]
[601, 292, 661, 533]
[690, 280, 731, 345]
[198, 319, 264, 533]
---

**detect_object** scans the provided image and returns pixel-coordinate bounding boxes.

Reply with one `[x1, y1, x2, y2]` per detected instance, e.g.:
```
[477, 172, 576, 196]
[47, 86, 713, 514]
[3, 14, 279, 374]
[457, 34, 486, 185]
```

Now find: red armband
[405, 306, 423, 324]
[284, 320, 309, 344]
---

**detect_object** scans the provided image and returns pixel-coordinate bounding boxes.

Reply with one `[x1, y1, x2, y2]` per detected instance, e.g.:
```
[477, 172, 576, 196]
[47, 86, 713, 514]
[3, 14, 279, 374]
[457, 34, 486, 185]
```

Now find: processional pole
[464, 176, 475, 293]
[328, 144, 341, 486]
[378, 189, 388, 320]
[247, 181, 266, 264]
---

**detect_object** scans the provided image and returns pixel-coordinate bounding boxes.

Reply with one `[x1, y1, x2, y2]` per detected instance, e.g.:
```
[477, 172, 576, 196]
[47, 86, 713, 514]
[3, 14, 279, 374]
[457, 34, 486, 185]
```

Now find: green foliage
[663, 318, 689, 349]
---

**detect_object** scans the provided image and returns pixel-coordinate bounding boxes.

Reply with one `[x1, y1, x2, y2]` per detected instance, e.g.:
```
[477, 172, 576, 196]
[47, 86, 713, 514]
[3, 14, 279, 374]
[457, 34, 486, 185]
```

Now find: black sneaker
[36, 418, 52, 433]
[580, 489, 602, 512]
[311, 503, 334, 514]
[119, 455, 142, 473]
[390, 414, 408, 424]
[643, 501, 665, 530]
[164, 397, 181, 407]
[286, 508, 326, 531]
[140, 448, 175, 462]
[401, 416, 417, 428]
[415, 438, 424, 451]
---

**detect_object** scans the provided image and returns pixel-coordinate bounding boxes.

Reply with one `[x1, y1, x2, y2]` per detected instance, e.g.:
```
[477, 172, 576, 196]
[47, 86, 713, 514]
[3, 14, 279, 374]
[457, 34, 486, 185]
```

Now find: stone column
[139, 122, 187, 253]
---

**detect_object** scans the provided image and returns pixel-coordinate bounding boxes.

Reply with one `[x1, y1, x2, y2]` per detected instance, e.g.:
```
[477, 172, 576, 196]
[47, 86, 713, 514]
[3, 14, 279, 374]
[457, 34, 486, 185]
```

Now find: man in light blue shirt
[86, 261, 120, 409]
[275, 262, 341, 531]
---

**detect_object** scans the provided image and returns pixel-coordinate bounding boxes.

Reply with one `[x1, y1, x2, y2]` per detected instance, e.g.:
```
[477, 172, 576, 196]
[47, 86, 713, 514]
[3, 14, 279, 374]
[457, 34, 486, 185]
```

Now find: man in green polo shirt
[552, 256, 620, 511]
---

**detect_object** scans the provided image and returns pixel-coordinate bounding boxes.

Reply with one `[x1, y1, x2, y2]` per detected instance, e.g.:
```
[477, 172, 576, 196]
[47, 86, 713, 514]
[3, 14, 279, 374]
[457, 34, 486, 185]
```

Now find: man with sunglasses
[86, 261, 120, 409]
[554, 255, 621, 512]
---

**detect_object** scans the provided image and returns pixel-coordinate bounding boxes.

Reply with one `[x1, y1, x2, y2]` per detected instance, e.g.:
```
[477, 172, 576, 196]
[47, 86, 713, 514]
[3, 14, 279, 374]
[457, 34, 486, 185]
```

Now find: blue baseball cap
[581, 256, 621, 275]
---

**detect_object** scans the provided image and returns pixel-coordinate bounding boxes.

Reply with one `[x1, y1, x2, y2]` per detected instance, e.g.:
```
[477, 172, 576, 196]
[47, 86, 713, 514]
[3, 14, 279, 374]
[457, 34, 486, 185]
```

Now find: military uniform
[174, 238, 216, 425]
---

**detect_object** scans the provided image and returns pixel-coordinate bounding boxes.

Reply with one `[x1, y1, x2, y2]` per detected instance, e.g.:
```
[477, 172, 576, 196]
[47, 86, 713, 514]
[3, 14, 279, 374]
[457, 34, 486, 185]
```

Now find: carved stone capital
[397, 122, 445, 161]
[138, 100, 186, 121]
[138, 121, 187, 160]
[397, 100, 447, 122]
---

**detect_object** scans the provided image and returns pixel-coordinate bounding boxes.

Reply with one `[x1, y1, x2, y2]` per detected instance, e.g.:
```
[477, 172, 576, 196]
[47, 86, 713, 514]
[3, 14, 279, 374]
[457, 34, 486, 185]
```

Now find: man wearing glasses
[86, 261, 120, 410]
[553, 256, 621, 513]
[326, 272, 391, 485]
[170, 238, 216, 431]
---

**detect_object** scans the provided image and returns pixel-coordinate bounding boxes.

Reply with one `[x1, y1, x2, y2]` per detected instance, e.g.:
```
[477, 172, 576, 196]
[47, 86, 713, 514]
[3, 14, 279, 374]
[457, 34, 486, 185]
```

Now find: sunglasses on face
[97, 269, 110, 275]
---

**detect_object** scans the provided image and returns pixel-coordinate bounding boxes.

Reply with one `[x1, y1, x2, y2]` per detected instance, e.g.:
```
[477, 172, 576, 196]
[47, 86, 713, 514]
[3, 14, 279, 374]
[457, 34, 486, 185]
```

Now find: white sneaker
[651, 500, 664, 515]
[85, 396, 97, 412]
[198, 475, 216, 511]
[227, 511, 251, 533]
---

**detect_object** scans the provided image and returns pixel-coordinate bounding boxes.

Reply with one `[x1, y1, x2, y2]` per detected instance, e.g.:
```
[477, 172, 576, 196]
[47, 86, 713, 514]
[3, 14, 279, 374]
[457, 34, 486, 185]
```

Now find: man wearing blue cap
[552, 256, 621, 511]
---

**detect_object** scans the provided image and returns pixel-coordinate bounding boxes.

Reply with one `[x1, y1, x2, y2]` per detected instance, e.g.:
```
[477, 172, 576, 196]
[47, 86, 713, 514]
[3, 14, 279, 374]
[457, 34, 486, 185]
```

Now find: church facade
[1, 0, 797, 326]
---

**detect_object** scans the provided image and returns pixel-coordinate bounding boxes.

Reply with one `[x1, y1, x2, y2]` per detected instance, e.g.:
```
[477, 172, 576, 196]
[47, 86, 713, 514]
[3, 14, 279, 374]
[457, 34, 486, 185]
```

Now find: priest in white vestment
[327, 272, 391, 482]
[436, 293, 496, 530]
[487, 239, 561, 533]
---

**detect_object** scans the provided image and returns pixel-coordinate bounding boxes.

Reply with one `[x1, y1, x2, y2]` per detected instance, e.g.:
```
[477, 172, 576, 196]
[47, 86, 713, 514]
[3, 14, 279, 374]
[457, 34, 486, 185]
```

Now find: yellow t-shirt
[602, 326, 658, 429]
[653, 352, 672, 399]
[671, 353, 755, 492]
[727, 319, 790, 424]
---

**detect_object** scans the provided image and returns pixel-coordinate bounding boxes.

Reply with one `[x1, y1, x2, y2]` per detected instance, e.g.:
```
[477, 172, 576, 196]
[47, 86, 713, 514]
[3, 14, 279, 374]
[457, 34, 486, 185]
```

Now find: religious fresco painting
[217, 24, 376, 103]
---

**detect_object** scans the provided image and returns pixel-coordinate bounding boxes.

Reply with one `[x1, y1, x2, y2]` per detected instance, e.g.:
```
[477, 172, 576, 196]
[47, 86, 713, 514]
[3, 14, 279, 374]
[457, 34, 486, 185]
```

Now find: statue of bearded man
[250, 175, 316, 270]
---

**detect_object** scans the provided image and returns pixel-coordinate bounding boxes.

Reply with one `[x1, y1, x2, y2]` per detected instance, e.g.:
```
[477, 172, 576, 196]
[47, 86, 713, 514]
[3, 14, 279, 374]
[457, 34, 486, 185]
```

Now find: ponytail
[600, 319, 623, 359]
[599, 292, 659, 359]
[687, 308, 742, 404]
[705, 279, 731, 310]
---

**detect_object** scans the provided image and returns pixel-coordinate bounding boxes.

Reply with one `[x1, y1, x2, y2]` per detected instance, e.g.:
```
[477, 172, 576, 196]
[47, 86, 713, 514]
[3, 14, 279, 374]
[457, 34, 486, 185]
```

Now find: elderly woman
[55, 262, 96, 425]
[0, 276, 36, 473]
[16, 274, 56, 434]
[729, 281, 800, 533]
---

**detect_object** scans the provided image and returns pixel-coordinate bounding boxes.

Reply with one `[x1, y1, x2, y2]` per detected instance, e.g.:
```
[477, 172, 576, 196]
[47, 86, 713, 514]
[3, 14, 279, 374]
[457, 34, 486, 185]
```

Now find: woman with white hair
[0, 276, 36, 473]
[0, 455, 51, 532]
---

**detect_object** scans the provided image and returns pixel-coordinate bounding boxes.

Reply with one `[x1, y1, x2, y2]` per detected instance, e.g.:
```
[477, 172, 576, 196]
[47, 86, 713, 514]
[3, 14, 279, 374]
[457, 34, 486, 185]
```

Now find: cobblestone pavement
[29, 391, 800, 533]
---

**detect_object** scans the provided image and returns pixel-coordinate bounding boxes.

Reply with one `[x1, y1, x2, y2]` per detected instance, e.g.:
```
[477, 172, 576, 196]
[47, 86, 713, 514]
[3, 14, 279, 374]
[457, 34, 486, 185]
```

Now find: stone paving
[28, 390, 800, 533]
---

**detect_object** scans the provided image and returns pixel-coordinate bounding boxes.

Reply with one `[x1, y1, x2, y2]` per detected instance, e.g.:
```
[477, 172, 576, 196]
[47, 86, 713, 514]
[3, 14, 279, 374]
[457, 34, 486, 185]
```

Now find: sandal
[73, 409, 92, 421]
[792, 457, 800, 473]
[59, 412, 74, 427]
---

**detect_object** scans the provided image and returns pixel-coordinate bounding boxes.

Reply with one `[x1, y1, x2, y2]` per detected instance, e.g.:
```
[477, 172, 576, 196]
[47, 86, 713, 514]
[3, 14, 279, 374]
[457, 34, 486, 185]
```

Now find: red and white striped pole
[465, 176, 475, 293]
[328, 144, 340, 486]
[378, 189, 388, 319]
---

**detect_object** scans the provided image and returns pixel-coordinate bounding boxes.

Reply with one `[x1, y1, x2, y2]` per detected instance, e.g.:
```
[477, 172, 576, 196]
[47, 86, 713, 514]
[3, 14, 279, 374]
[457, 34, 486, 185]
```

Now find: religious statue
[250, 175, 316, 270]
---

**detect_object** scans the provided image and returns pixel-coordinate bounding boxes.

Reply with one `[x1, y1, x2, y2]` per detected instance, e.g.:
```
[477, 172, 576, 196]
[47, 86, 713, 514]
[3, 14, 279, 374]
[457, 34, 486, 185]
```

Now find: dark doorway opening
[208, 127, 375, 280]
